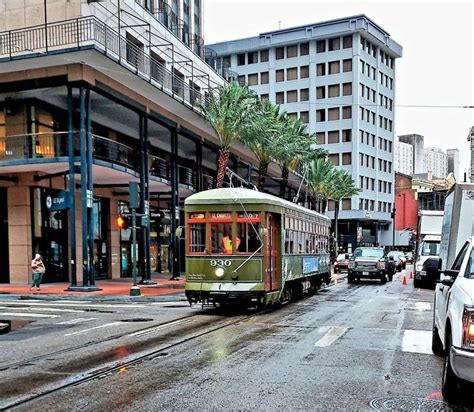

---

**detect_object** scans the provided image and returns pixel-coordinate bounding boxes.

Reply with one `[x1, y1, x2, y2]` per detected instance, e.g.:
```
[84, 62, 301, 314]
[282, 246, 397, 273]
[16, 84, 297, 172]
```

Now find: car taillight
[462, 307, 474, 350]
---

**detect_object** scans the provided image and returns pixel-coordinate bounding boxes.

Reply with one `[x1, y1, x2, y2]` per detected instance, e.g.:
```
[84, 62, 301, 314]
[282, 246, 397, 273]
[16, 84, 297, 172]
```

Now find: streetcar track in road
[2, 310, 269, 411]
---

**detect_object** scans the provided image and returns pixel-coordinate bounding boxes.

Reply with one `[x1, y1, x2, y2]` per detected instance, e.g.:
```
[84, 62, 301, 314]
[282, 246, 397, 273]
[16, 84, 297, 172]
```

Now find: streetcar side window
[189, 223, 206, 253]
[211, 223, 233, 254]
[236, 223, 261, 253]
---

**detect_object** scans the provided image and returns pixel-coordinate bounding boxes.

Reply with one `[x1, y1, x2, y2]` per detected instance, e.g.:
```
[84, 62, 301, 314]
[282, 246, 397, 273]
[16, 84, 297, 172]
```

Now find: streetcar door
[265, 213, 280, 291]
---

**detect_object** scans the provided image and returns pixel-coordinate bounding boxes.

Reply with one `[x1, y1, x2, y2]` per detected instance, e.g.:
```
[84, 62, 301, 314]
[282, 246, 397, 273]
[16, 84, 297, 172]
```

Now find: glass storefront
[93, 198, 110, 279]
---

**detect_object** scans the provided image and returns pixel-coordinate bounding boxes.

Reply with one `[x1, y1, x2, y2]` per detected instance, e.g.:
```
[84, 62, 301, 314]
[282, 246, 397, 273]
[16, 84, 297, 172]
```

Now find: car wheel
[431, 325, 444, 356]
[380, 274, 386, 284]
[413, 278, 422, 288]
[388, 275, 393, 282]
[442, 332, 463, 402]
[347, 275, 354, 284]
[334, 268, 338, 274]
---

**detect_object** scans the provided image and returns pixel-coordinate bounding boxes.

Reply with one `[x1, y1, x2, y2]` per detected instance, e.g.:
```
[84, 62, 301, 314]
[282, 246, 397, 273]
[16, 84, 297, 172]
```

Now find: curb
[0, 292, 188, 303]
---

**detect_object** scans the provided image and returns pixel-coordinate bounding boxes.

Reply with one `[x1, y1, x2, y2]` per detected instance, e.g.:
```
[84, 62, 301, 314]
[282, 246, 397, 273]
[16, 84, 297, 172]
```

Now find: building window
[287, 45, 298, 58]
[342, 106, 352, 119]
[237, 53, 246, 65]
[276, 92, 284, 104]
[342, 199, 351, 210]
[238, 75, 246, 85]
[343, 59, 352, 72]
[247, 51, 258, 64]
[316, 86, 325, 99]
[300, 111, 309, 123]
[316, 109, 326, 122]
[248, 73, 258, 86]
[316, 132, 325, 144]
[328, 131, 339, 144]
[287, 67, 298, 80]
[329, 154, 340, 166]
[328, 84, 340, 98]
[343, 35, 352, 49]
[287, 90, 298, 103]
[300, 88, 309, 101]
[316, 40, 326, 53]
[288, 112, 297, 119]
[275, 47, 284, 59]
[276, 69, 285, 82]
[342, 83, 352, 96]
[316, 63, 326, 76]
[328, 37, 340, 51]
[300, 42, 309, 55]
[342, 153, 352, 165]
[328, 107, 340, 121]
[329, 61, 340, 74]
[260, 49, 269, 62]
[300, 65, 309, 78]
[260, 72, 269, 84]
[260, 94, 269, 100]
[342, 129, 351, 142]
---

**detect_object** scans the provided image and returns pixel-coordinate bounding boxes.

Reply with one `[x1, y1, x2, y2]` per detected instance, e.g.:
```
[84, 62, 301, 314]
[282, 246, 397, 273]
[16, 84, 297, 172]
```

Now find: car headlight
[378, 260, 385, 270]
[215, 267, 225, 278]
[462, 307, 474, 350]
[415, 263, 423, 271]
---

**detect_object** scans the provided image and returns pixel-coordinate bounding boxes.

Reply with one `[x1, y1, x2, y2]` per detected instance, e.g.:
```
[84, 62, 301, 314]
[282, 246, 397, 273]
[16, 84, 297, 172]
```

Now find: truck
[414, 210, 444, 288]
[439, 183, 474, 271]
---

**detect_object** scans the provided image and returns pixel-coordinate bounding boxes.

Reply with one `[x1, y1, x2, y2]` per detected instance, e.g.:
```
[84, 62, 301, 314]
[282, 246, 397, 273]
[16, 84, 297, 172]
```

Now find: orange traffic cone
[402, 275, 407, 286]
[409, 271, 413, 280]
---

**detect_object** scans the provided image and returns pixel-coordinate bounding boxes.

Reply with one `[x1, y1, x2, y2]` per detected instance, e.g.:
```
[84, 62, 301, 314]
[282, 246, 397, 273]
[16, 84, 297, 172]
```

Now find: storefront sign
[302, 257, 320, 274]
[45, 190, 70, 211]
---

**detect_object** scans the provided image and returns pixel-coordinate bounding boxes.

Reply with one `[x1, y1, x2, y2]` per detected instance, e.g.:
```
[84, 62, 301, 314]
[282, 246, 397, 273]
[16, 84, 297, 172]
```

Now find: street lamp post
[391, 207, 396, 248]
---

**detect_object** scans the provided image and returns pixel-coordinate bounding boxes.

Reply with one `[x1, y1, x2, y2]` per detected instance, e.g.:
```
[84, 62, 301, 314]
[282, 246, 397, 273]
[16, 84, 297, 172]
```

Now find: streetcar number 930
[209, 259, 232, 267]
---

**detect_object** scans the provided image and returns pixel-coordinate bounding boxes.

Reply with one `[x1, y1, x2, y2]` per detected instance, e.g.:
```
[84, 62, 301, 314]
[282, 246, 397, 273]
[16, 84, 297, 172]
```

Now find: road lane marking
[57, 318, 98, 325]
[0, 301, 151, 309]
[64, 322, 121, 336]
[314, 326, 348, 347]
[401, 330, 432, 355]
[0, 312, 59, 318]
[128, 318, 194, 337]
[414, 302, 431, 311]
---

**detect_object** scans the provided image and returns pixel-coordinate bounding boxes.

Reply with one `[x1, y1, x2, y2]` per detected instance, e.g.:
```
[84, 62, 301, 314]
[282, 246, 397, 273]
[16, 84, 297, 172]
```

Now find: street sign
[144, 200, 150, 215]
[86, 189, 93, 208]
[45, 190, 70, 211]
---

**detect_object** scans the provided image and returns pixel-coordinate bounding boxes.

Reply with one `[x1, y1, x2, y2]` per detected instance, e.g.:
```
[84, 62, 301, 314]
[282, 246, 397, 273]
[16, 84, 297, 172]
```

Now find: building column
[170, 129, 181, 280]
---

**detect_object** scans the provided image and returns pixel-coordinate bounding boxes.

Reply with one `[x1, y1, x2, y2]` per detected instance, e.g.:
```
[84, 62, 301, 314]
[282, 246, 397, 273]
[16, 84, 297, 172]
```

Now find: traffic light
[115, 215, 130, 230]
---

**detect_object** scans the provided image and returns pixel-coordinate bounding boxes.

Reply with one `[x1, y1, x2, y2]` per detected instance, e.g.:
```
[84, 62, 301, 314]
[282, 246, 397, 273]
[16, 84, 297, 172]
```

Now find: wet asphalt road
[1, 271, 473, 411]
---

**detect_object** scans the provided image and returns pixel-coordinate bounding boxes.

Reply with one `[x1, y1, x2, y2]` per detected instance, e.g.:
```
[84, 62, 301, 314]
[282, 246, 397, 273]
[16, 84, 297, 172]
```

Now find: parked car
[347, 247, 387, 284]
[387, 251, 407, 271]
[334, 253, 349, 273]
[432, 236, 474, 402]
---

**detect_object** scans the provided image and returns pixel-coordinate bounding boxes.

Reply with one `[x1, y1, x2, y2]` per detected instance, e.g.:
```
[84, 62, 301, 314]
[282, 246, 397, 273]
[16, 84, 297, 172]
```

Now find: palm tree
[241, 99, 284, 191]
[202, 82, 257, 188]
[306, 157, 335, 212]
[325, 169, 361, 253]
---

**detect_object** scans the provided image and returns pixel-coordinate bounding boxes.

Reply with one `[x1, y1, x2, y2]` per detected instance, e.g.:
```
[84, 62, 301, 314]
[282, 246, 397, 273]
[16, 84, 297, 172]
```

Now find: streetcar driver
[222, 233, 240, 254]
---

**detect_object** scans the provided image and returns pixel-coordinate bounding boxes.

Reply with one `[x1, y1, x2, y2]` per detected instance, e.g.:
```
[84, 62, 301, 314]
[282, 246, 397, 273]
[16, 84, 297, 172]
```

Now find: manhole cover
[120, 318, 153, 323]
[369, 396, 464, 411]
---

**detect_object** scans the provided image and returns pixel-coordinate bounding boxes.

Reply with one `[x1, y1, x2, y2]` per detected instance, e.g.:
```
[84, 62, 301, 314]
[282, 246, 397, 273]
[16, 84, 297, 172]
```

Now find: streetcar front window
[189, 223, 206, 253]
[237, 222, 262, 253]
[211, 223, 233, 254]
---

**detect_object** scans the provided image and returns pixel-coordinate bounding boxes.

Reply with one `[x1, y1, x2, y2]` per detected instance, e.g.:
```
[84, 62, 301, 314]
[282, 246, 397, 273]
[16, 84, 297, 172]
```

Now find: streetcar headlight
[215, 267, 225, 278]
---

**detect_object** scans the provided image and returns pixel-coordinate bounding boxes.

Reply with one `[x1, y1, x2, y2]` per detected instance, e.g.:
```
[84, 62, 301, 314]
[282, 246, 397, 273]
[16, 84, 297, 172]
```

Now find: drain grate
[369, 396, 466, 411]
[120, 318, 154, 323]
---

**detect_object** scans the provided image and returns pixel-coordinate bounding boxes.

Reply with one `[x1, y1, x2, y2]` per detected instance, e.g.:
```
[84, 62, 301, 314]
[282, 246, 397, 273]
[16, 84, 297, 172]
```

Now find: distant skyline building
[469, 127, 474, 182]
[398, 134, 424, 174]
[208, 15, 403, 247]
[394, 136, 413, 175]
[423, 147, 448, 178]
[447, 148, 460, 180]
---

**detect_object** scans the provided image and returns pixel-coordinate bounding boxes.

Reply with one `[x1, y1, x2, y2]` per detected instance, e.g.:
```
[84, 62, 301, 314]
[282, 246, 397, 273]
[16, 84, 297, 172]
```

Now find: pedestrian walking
[31, 254, 45, 291]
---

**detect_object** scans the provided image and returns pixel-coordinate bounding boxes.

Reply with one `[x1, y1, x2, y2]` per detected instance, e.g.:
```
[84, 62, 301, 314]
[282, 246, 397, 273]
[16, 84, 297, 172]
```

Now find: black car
[348, 247, 389, 284]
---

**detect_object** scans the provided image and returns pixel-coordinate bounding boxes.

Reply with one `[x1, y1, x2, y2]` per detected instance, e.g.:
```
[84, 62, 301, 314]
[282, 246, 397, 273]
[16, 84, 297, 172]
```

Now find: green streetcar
[184, 188, 331, 307]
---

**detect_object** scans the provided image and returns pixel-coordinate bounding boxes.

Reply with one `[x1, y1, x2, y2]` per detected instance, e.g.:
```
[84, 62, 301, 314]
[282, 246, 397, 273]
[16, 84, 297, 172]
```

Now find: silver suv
[348, 247, 387, 284]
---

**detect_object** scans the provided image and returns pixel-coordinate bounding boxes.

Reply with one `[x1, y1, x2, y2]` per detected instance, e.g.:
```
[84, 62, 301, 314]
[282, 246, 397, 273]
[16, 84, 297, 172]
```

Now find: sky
[204, 0, 474, 176]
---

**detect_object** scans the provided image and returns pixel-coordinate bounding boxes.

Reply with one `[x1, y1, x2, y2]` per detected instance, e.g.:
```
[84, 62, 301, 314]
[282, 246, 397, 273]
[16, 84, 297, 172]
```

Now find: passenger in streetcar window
[222, 233, 240, 254]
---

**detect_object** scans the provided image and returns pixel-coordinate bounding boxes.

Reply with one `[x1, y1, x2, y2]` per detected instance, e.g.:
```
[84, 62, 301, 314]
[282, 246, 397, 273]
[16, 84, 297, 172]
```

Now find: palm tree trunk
[257, 161, 269, 191]
[216, 148, 230, 188]
[334, 200, 340, 254]
[280, 166, 289, 198]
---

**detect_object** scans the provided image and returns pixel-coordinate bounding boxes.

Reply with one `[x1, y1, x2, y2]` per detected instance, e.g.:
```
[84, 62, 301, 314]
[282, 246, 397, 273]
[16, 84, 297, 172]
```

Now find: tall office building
[398, 134, 424, 174]
[469, 127, 474, 182]
[394, 136, 413, 175]
[423, 147, 448, 178]
[447, 148, 460, 180]
[208, 15, 403, 247]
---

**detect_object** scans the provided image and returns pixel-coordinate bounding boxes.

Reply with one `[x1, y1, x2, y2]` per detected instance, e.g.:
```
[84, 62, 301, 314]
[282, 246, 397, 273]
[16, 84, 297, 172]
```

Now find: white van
[432, 236, 474, 401]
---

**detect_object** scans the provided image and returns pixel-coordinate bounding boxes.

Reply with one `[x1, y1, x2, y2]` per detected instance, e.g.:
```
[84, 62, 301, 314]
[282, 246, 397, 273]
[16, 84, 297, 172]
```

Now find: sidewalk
[0, 273, 186, 302]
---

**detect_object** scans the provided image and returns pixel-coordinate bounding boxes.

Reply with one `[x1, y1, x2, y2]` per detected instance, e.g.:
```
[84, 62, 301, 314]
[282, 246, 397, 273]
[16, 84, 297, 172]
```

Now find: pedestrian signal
[116, 215, 129, 230]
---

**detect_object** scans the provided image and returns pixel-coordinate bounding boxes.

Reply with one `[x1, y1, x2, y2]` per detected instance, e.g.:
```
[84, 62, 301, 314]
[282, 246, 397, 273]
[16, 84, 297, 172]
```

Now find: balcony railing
[0, 16, 211, 111]
[178, 165, 195, 187]
[149, 154, 170, 180]
[93, 134, 137, 169]
[202, 173, 215, 190]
